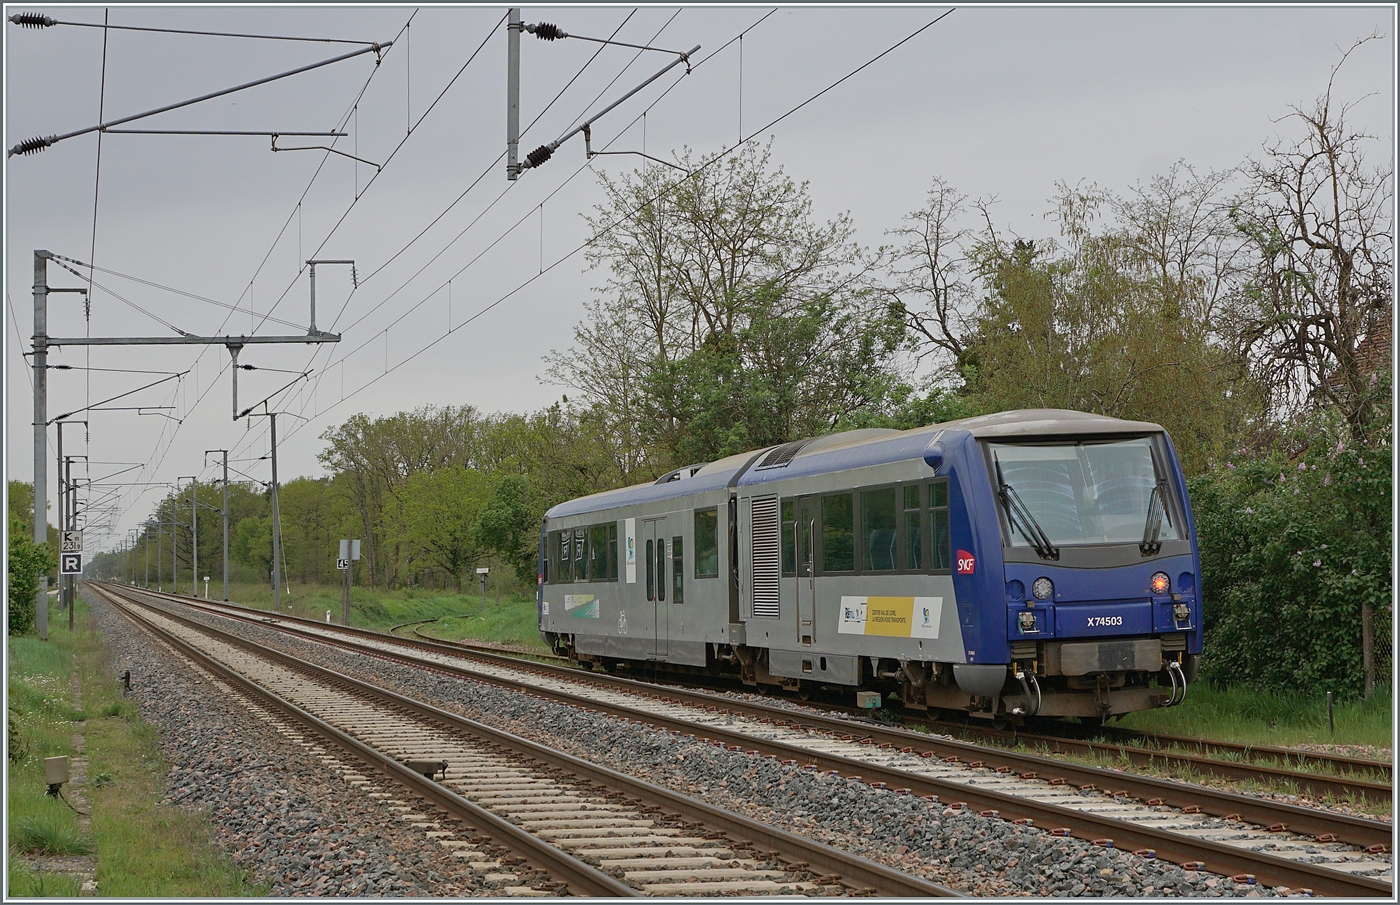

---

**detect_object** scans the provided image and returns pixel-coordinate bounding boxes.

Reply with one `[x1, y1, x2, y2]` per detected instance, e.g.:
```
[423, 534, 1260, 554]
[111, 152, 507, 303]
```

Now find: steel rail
[1091, 725, 1391, 781]
[115, 585, 1392, 849]
[100, 584, 962, 898]
[92, 585, 635, 896]
[918, 720, 1391, 803]
[104, 585, 1392, 896]
[408, 614, 1392, 784]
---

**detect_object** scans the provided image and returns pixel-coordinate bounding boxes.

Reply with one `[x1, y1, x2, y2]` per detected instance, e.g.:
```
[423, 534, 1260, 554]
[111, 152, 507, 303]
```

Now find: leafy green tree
[1191, 396, 1391, 698]
[474, 474, 539, 585]
[548, 141, 901, 471]
[7, 488, 55, 636]
[383, 466, 492, 591]
[319, 405, 484, 586]
[959, 182, 1261, 473]
[232, 515, 274, 581]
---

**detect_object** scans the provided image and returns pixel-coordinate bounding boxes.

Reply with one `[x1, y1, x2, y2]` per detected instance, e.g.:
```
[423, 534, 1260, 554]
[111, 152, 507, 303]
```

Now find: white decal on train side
[1086, 615, 1123, 627]
[564, 594, 599, 618]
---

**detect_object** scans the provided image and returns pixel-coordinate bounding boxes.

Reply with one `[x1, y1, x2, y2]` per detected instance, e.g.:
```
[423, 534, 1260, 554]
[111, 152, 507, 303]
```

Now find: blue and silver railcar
[537, 409, 1201, 719]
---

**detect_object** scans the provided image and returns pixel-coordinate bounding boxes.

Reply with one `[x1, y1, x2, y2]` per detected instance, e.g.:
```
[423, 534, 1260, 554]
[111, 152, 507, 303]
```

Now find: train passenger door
[794, 498, 816, 645]
[643, 517, 668, 658]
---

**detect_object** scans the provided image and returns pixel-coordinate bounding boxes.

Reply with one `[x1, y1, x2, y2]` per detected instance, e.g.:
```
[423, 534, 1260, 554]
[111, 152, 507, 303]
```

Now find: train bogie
[539, 410, 1203, 720]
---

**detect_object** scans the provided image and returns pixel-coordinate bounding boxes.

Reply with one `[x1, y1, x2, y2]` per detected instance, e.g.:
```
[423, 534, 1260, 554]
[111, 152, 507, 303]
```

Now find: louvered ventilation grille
[756, 439, 810, 470]
[751, 496, 780, 618]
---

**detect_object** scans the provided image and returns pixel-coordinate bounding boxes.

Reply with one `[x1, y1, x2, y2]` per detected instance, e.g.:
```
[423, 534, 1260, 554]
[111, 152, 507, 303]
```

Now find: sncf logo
[955, 550, 975, 575]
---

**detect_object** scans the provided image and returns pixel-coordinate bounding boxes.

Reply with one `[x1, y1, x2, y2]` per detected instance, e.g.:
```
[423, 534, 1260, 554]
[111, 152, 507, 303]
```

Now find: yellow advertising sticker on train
[839, 596, 942, 639]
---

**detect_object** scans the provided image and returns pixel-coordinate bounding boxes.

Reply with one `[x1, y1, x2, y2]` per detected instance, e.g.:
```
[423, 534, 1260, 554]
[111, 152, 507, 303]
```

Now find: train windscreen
[987, 437, 1181, 547]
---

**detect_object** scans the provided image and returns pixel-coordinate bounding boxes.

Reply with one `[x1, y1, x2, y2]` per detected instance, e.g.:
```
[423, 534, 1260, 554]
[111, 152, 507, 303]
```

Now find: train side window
[589, 525, 608, 581]
[694, 509, 718, 578]
[672, 536, 684, 603]
[560, 530, 573, 583]
[821, 493, 855, 572]
[930, 480, 951, 572]
[861, 487, 897, 572]
[575, 528, 587, 581]
[903, 485, 924, 570]
[656, 538, 666, 601]
[780, 500, 797, 576]
[608, 523, 619, 580]
[646, 539, 655, 601]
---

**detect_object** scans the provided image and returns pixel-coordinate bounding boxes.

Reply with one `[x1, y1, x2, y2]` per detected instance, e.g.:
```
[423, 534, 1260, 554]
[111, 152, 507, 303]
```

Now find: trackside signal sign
[60, 553, 83, 575]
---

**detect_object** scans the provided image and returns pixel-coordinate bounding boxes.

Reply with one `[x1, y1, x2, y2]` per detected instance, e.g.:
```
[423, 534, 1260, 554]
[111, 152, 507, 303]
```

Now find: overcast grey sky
[4, 4, 1394, 553]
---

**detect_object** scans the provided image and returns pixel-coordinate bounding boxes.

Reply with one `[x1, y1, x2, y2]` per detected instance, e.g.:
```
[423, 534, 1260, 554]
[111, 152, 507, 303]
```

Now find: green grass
[8, 596, 266, 896]
[10, 794, 94, 855]
[7, 858, 82, 897]
[1112, 682, 1393, 750]
[8, 623, 91, 862]
[220, 580, 550, 651]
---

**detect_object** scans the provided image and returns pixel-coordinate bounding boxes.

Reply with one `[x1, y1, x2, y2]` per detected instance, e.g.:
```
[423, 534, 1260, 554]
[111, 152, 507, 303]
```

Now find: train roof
[545, 409, 1167, 519]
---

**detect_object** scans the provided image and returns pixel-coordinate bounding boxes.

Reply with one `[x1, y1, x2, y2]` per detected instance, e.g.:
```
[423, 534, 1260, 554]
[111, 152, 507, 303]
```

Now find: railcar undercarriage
[544, 631, 1198, 721]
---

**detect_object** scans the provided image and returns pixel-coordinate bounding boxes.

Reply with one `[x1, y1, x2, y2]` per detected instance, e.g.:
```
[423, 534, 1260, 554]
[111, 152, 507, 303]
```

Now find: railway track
[93, 583, 959, 897]
[100, 584, 1393, 896]
[405, 608, 1392, 797]
[909, 718, 1391, 804]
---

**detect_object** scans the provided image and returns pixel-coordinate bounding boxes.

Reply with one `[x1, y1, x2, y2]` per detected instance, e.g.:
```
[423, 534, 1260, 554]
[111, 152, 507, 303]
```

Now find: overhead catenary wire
[86, 6, 109, 465]
[8, 12, 381, 45]
[281, 9, 950, 446]
[53, 255, 308, 331]
[281, 9, 774, 439]
[103, 11, 416, 517]
[8, 40, 393, 157]
[50, 372, 187, 423]
[320, 9, 653, 343]
[224, 6, 657, 464]
[273, 9, 765, 449]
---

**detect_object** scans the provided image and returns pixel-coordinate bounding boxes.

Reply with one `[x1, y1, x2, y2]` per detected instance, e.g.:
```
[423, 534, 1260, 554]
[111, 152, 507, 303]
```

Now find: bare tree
[885, 176, 974, 373]
[1230, 35, 1393, 439]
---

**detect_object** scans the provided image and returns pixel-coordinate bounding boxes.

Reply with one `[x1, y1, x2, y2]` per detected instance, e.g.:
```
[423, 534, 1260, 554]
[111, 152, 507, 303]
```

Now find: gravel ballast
[133, 597, 1301, 898]
[87, 590, 489, 896]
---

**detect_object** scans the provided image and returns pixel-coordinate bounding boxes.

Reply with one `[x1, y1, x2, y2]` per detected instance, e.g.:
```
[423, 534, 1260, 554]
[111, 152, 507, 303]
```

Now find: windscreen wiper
[1140, 479, 1168, 556]
[995, 459, 1059, 560]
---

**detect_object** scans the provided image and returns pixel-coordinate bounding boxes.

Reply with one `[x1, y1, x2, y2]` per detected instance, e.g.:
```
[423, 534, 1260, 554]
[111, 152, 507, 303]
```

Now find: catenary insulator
[527, 22, 565, 41]
[525, 144, 554, 168]
[8, 135, 56, 157]
[9, 12, 56, 28]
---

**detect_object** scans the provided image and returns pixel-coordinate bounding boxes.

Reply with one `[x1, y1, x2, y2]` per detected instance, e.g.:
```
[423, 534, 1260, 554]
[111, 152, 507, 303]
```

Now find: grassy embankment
[7, 596, 264, 896]
[210, 579, 550, 651]
[1115, 681, 1392, 750]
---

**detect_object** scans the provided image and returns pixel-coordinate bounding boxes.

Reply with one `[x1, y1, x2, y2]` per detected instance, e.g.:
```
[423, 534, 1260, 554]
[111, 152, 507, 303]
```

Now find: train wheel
[796, 682, 811, 701]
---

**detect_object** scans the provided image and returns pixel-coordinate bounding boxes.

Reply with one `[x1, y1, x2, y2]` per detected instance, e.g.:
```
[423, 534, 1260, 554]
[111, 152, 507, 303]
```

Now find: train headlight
[1031, 577, 1054, 600]
[1150, 572, 1170, 595]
